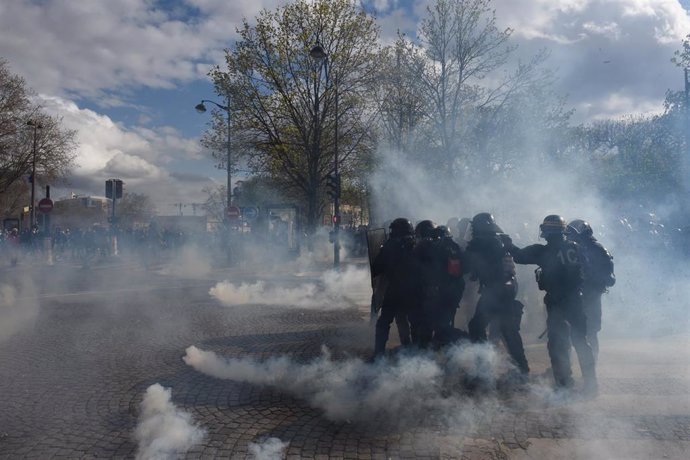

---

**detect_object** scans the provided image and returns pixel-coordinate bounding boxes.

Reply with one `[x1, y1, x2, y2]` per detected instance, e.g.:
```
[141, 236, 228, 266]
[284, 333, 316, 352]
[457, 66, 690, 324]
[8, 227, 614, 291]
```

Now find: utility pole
[310, 42, 341, 268]
[683, 67, 690, 182]
[172, 203, 185, 216]
[196, 99, 233, 263]
[189, 203, 203, 216]
[27, 120, 42, 229]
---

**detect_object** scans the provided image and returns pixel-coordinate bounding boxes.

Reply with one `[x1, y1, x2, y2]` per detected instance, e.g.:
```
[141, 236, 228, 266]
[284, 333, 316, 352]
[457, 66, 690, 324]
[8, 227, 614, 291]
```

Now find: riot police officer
[566, 219, 615, 361]
[511, 215, 597, 394]
[412, 220, 439, 347]
[465, 213, 529, 376]
[431, 225, 465, 346]
[371, 218, 421, 357]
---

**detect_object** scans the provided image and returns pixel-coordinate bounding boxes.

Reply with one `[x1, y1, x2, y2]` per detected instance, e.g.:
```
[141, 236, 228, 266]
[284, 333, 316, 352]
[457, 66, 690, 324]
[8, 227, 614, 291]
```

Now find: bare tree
[373, 37, 429, 155]
[116, 193, 157, 227]
[0, 59, 77, 208]
[397, 0, 558, 177]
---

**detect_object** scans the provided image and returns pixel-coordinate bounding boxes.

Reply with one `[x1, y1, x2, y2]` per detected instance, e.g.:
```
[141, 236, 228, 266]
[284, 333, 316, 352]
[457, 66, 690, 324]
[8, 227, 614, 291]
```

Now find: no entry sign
[226, 205, 241, 220]
[37, 198, 54, 213]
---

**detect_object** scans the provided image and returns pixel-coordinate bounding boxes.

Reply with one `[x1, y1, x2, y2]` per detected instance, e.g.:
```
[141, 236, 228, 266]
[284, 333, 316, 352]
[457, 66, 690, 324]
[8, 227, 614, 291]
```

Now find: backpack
[582, 242, 615, 290]
[441, 239, 463, 278]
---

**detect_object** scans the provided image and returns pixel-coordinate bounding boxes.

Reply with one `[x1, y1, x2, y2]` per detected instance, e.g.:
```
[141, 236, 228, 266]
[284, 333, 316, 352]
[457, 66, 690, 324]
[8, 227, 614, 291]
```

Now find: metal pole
[224, 104, 233, 265]
[226, 107, 232, 206]
[111, 194, 118, 257]
[44, 185, 50, 234]
[45, 185, 53, 265]
[333, 58, 340, 269]
[682, 67, 690, 197]
[30, 124, 38, 229]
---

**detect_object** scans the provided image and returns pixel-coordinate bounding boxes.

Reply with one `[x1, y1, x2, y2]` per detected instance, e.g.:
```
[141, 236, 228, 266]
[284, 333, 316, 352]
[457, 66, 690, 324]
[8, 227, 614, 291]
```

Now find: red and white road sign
[37, 198, 54, 213]
[226, 205, 241, 219]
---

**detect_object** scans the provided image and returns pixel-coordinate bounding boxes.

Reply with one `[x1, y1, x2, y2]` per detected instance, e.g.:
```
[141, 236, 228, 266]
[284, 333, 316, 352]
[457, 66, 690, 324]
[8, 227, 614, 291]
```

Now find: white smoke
[183, 342, 510, 424]
[292, 226, 336, 270]
[369, 145, 690, 340]
[0, 280, 40, 342]
[248, 437, 289, 460]
[134, 383, 206, 460]
[158, 245, 212, 279]
[209, 265, 371, 309]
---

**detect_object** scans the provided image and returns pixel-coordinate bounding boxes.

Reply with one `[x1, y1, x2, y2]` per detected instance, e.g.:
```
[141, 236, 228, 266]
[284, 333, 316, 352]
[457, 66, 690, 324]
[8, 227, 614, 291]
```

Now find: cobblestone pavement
[0, 260, 688, 459]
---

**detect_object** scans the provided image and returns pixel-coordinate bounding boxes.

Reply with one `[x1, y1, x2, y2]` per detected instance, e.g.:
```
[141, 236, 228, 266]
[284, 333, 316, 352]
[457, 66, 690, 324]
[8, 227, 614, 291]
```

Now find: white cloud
[491, 0, 690, 122]
[0, 0, 280, 98]
[40, 95, 217, 207]
[394, 0, 690, 121]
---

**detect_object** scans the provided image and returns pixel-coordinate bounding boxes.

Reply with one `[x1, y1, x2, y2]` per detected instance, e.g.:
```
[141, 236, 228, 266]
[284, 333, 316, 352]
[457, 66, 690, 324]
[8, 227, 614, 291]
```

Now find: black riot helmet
[567, 219, 593, 238]
[435, 225, 452, 239]
[471, 213, 500, 237]
[389, 218, 414, 238]
[415, 220, 437, 239]
[540, 215, 567, 238]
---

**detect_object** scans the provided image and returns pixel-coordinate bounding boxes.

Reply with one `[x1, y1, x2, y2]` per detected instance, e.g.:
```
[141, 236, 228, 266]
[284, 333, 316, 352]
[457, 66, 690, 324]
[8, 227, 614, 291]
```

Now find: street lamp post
[310, 43, 340, 268]
[683, 67, 690, 181]
[27, 120, 42, 229]
[195, 100, 232, 207]
[196, 99, 233, 264]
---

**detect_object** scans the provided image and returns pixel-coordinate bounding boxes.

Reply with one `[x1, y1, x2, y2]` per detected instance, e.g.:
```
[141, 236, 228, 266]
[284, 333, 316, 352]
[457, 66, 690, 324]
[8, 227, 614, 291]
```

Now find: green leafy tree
[568, 92, 685, 200]
[206, 0, 380, 234]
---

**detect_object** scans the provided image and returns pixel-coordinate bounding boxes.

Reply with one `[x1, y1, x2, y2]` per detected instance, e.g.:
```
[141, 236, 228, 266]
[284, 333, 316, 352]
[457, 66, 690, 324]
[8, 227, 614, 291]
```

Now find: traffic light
[106, 179, 124, 199]
[326, 173, 341, 200]
[115, 179, 123, 199]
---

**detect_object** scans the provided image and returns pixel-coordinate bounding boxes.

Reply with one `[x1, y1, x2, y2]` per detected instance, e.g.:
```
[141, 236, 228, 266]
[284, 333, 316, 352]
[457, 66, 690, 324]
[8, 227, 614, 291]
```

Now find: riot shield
[366, 228, 387, 321]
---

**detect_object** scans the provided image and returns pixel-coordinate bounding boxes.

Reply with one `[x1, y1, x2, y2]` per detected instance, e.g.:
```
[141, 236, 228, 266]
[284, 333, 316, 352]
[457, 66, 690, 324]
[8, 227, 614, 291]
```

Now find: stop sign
[226, 205, 241, 220]
[37, 198, 54, 213]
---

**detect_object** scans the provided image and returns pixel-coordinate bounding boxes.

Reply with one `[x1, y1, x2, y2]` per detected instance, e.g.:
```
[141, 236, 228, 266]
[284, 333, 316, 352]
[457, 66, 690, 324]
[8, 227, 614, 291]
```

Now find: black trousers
[468, 284, 529, 374]
[546, 296, 596, 387]
[581, 289, 603, 359]
[375, 296, 418, 355]
[433, 290, 462, 346]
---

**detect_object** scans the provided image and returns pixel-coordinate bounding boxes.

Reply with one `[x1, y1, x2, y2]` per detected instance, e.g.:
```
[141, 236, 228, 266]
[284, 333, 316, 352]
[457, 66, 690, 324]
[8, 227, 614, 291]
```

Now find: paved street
[0, 257, 689, 459]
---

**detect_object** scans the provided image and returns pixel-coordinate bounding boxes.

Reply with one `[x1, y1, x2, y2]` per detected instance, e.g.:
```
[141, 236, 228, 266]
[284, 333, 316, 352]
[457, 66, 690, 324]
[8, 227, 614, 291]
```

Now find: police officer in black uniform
[566, 219, 615, 361]
[412, 220, 439, 348]
[510, 215, 597, 394]
[432, 225, 465, 346]
[465, 213, 529, 376]
[372, 218, 421, 357]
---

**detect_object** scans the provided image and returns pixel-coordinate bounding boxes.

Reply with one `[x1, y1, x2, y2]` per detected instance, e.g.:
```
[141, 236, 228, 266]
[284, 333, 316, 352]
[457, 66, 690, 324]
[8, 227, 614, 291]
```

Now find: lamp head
[309, 44, 327, 62]
[194, 102, 207, 113]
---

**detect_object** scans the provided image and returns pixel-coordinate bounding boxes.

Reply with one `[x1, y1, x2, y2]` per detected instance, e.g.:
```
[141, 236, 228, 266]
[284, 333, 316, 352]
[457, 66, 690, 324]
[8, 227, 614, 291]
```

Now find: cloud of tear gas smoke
[209, 265, 371, 309]
[293, 226, 339, 268]
[0, 279, 40, 342]
[369, 147, 690, 338]
[134, 383, 206, 460]
[158, 245, 212, 279]
[183, 342, 509, 424]
[247, 437, 289, 460]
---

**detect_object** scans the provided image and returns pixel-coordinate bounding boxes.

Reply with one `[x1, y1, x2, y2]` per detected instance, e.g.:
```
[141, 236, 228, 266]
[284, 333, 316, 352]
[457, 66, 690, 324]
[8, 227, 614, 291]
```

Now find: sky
[1, 0, 689, 213]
